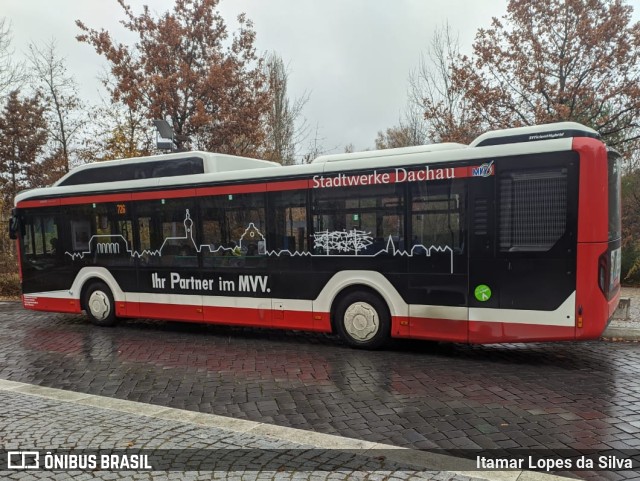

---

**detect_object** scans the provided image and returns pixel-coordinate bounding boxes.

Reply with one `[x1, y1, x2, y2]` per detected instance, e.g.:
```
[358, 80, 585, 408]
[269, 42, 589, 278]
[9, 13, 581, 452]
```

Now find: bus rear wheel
[335, 291, 389, 349]
[83, 281, 117, 327]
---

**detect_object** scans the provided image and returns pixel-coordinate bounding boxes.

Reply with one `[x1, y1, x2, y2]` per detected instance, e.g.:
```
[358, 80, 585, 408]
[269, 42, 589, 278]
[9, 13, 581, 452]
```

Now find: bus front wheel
[335, 291, 389, 349]
[83, 281, 117, 327]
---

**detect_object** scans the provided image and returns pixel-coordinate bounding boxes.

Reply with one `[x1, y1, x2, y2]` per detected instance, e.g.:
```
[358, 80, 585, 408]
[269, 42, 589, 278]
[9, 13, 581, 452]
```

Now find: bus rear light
[577, 306, 583, 328]
[598, 252, 608, 296]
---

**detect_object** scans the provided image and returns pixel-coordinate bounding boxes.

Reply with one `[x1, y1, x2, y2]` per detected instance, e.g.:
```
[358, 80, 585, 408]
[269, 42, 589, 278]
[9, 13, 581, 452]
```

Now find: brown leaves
[76, 0, 269, 155]
[425, 0, 640, 157]
[0, 91, 49, 205]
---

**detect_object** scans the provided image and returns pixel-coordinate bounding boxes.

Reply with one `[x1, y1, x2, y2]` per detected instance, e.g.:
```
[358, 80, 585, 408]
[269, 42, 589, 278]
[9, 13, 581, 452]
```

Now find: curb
[0, 378, 575, 481]
[602, 326, 640, 341]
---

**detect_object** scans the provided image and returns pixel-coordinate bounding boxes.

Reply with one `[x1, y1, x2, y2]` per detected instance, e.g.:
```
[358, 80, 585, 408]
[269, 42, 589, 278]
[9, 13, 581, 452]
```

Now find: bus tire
[83, 281, 117, 327]
[335, 290, 389, 349]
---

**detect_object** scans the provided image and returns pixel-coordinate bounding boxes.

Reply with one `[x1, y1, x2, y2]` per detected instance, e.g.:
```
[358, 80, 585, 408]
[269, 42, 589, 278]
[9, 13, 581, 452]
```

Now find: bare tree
[408, 22, 482, 144]
[263, 53, 309, 165]
[0, 18, 25, 95]
[375, 103, 429, 150]
[78, 88, 154, 163]
[28, 39, 85, 172]
[300, 123, 328, 164]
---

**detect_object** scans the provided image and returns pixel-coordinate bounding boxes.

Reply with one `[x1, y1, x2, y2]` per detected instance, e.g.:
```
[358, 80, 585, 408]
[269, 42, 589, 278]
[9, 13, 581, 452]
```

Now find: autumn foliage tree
[76, 0, 270, 156]
[0, 91, 48, 206]
[420, 0, 640, 159]
[375, 104, 429, 150]
[78, 94, 154, 163]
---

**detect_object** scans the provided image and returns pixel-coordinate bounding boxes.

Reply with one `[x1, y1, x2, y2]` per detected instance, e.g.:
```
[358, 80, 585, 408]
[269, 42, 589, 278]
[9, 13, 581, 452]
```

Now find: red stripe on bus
[401, 316, 469, 342]
[266, 179, 309, 191]
[23, 295, 329, 333]
[469, 321, 576, 343]
[136, 302, 331, 332]
[17, 198, 61, 208]
[19, 193, 133, 207]
[22, 295, 82, 313]
[454, 166, 475, 178]
[63, 193, 133, 205]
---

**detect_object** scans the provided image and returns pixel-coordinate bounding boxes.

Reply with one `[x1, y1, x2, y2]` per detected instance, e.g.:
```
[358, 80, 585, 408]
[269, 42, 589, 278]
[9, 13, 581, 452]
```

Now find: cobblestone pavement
[0, 383, 485, 481]
[1, 300, 639, 480]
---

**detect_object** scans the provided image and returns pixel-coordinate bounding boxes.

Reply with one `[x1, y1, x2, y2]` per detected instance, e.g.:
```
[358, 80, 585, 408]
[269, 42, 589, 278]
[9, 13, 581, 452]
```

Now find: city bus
[9, 122, 621, 349]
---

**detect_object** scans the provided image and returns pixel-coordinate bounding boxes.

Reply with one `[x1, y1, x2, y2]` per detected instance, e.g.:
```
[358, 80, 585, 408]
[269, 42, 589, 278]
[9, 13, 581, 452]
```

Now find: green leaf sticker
[474, 284, 492, 302]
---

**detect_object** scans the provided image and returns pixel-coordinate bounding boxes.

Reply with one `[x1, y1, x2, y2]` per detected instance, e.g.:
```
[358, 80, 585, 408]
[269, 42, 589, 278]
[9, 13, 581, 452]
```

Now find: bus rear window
[608, 152, 621, 241]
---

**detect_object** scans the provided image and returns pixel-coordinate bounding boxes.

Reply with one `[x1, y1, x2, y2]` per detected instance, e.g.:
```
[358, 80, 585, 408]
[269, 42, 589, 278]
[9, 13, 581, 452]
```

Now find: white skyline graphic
[65, 209, 454, 273]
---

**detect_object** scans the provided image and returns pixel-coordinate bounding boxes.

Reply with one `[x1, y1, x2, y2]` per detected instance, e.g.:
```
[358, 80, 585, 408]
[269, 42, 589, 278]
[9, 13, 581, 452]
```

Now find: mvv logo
[472, 161, 494, 177]
[238, 275, 269, 293]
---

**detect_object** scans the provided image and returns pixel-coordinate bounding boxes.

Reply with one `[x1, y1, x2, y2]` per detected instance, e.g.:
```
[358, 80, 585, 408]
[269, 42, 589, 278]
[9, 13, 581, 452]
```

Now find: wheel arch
[313, 270, 408, 332]
[70, 267, 125, 310]
[329, 284, 390, 333]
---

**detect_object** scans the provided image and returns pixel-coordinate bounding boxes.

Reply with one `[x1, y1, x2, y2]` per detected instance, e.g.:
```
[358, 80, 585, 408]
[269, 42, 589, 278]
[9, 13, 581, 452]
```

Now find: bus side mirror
[8, 209, 18, 240]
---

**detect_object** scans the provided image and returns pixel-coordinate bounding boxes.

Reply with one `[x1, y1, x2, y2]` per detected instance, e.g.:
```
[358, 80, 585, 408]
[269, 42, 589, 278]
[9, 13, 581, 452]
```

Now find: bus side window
[410, 180, 465, 253]
[202, 192, 266, 267]
[312, 183, 404, 255]
[21, 213, 62, 266]
[270, 190, 307, 254]
[86, 203, 135, 266]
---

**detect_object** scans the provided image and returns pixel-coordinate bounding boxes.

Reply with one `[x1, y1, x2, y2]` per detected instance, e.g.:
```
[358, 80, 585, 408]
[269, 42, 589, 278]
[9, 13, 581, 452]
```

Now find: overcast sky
[4, 1, 639, 156]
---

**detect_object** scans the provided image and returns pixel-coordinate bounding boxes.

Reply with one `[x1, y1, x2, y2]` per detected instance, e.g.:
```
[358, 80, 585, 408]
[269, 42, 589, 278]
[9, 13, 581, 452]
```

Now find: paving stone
[1, 302, 640, 479]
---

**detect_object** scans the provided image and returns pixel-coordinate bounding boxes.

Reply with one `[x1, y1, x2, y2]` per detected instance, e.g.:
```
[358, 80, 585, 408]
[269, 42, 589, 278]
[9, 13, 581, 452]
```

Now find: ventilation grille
[473, 198, 488, 236]
[499, 169, 567, 251]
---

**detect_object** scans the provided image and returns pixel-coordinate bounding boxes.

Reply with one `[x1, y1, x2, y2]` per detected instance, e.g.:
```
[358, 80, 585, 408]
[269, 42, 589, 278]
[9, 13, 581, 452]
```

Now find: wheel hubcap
[344, 302, 379, 341]
[88, 291, 110, 320]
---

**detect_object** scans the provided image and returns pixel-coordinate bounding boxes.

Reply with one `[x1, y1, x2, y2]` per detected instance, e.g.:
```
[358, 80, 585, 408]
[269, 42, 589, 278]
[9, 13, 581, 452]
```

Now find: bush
[621, 169, 640, 285]
[623, 248, 640, 285]
[0, 272, 20, 298]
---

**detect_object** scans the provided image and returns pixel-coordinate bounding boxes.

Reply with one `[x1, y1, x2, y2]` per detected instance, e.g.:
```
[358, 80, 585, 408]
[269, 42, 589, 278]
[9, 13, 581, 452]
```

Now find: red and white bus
[10, 122, 621, 348]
